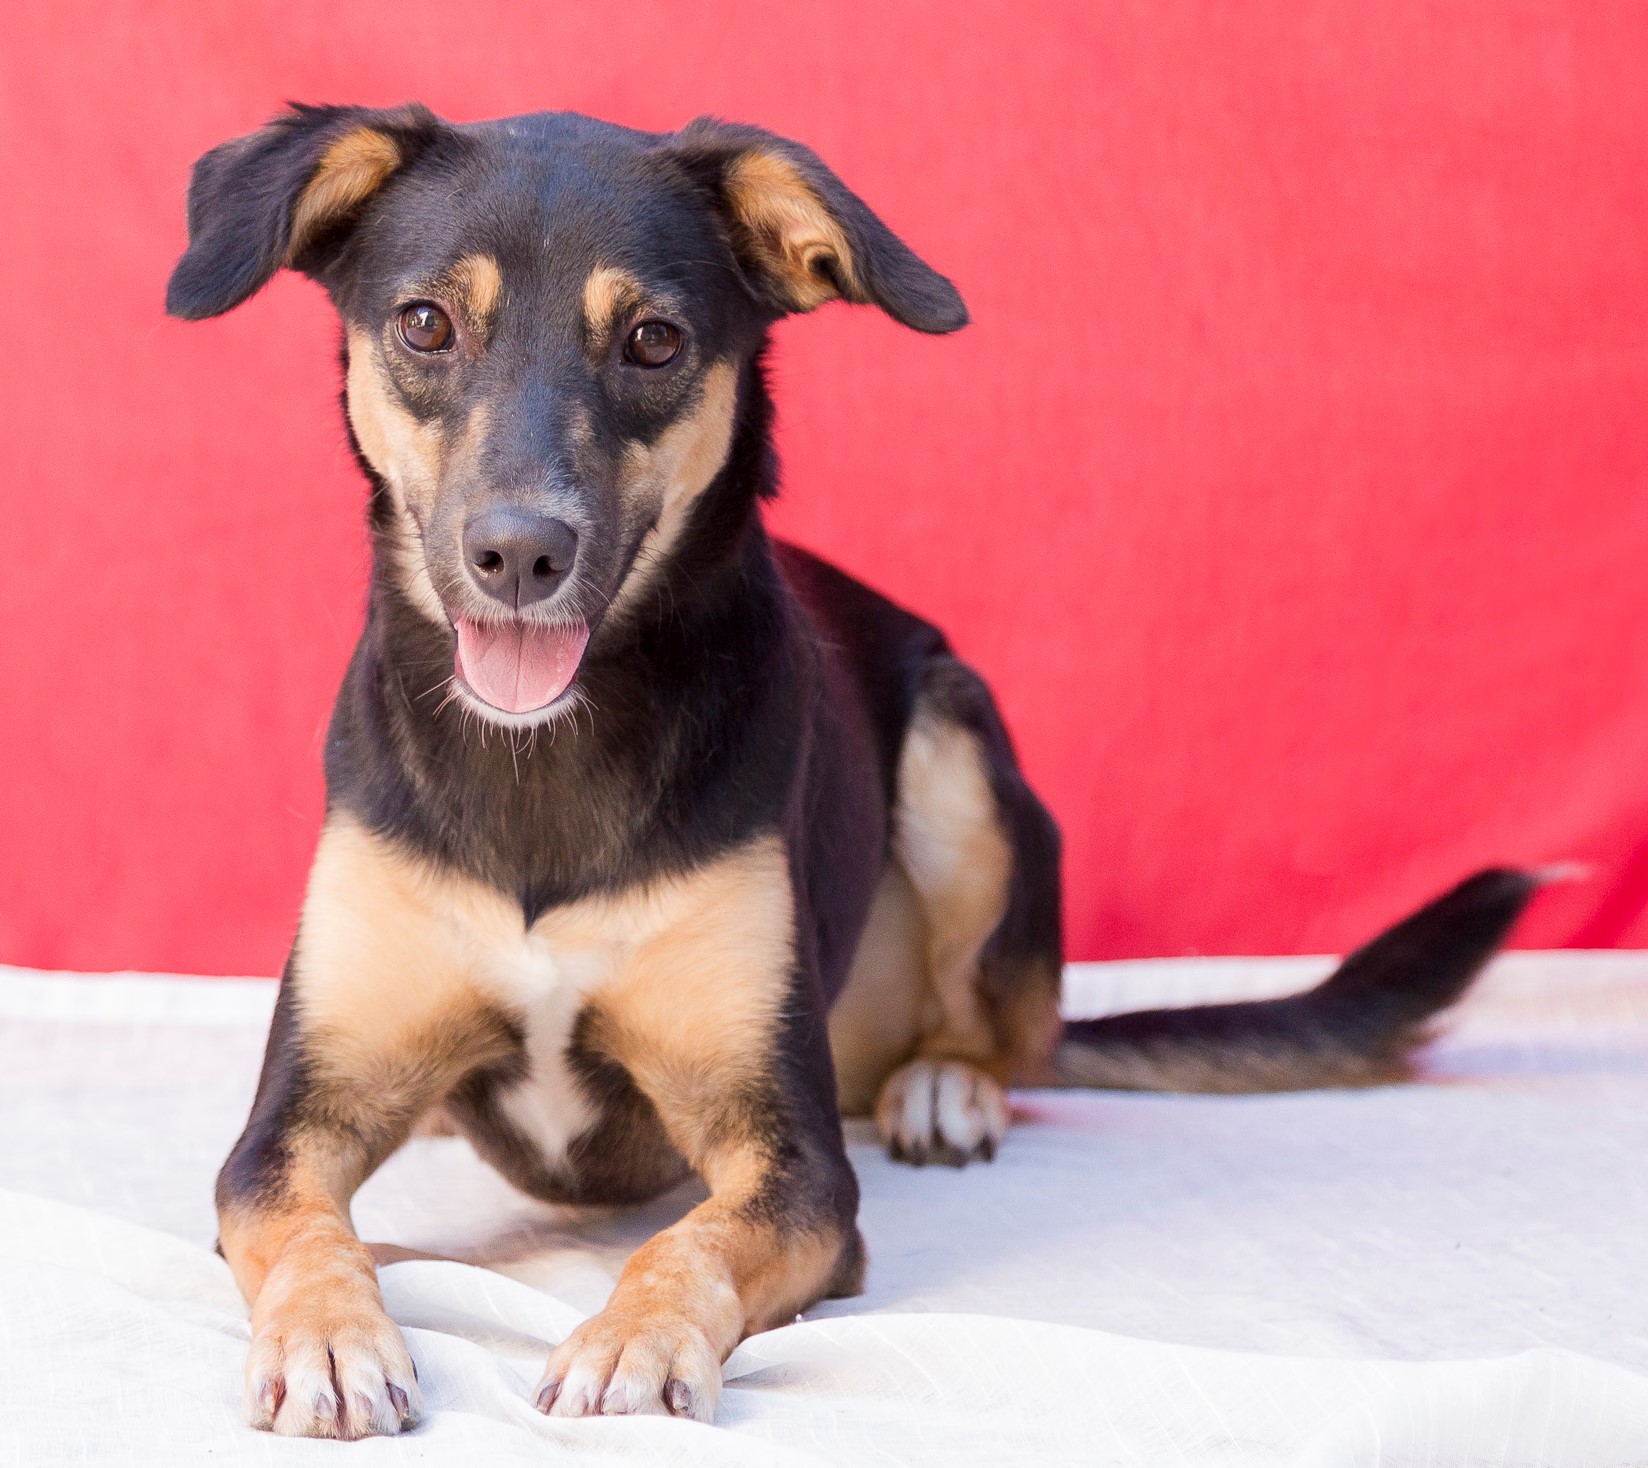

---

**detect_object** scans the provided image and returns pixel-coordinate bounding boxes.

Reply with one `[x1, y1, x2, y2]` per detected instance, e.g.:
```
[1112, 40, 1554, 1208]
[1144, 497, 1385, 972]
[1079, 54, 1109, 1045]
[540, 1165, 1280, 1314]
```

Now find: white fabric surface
[4, 953, 1648, 1465]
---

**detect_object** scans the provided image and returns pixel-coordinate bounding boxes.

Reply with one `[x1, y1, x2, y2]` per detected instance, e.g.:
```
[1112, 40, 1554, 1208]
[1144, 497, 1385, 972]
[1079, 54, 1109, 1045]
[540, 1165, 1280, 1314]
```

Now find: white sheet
[4, 953, 1647, 1465]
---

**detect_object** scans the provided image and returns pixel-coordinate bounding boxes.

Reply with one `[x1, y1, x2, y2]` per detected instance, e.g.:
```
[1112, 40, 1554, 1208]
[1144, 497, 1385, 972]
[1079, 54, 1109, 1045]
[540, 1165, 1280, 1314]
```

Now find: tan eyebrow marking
[446, 253, 503, 330]
[582, 264, 645, 343]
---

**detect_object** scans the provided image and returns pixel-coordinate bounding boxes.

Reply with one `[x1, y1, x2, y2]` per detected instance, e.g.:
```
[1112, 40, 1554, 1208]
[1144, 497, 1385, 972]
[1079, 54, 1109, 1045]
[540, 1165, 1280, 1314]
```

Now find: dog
[166, 103, 1536, 1438]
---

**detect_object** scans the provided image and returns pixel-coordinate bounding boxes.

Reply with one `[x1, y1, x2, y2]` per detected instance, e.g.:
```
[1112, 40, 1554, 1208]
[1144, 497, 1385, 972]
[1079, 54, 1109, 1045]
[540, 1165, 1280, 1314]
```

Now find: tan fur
[220, 1171, 354, 1305]
[221, 817, 532, 1384]
[347, 327, 494, 632]
[581, 834, 793, 1161]
[343, 327, 450, 624]
[581, 264, 643, 343]
[892, 712, 1015, 1076]
[348, 313, 738, 635]
[237, 819, 814, 1426]
[295, 817, 525, 1103]
[831, 695, 1065, 1157]
[298, 818, 816, 1426]
[221, 1149, 420, 1438]
[345, 327, 445, 514]
[303, 816, 789, 1021]
[288, 128, 401, 262]
[1053, 1035, 1408, 1094]
[724, 151, 860, 311]
[519, 834, 849, 1422]
[829, 863, 932, 1114]
[998, 958, 1065, 1082]
[834, 707, 1060, 1123]
[609, 360, 740, 617]
[539, 1137, 844, 1421]
[539, 1186, 844, 1419]
[300, 817, 797, 1171]
[222, 817, 531, 1362]
[447, 253, 503, 330]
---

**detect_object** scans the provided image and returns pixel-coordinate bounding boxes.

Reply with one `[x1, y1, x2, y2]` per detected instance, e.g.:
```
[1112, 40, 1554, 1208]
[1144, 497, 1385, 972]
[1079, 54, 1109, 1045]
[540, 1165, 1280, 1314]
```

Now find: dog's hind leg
[874, 655, 1064, 1165]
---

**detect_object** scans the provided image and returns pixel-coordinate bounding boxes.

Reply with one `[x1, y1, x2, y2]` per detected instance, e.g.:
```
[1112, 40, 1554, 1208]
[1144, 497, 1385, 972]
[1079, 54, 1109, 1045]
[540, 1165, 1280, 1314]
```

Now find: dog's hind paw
[876, 1058, 1008, 1166]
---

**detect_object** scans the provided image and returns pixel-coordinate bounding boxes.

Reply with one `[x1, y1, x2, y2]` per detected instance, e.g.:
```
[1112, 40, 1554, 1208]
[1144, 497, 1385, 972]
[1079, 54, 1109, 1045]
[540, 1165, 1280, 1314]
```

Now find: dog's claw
[251, 1376, 281, 1427]
[876, 1058, 1010, 1168]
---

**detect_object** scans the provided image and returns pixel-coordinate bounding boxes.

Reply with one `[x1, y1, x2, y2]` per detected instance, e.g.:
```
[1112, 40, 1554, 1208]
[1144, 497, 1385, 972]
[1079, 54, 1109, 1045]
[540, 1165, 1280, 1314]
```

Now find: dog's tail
[1053, 868, 1540, 1093]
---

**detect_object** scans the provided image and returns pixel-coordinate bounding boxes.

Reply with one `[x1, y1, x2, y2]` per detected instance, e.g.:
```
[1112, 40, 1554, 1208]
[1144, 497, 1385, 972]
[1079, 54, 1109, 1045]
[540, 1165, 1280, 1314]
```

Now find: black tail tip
[1389, 864, 1544, 963]
[1444, 865, 1544, 915]
[1328, 864, 1543, 1019]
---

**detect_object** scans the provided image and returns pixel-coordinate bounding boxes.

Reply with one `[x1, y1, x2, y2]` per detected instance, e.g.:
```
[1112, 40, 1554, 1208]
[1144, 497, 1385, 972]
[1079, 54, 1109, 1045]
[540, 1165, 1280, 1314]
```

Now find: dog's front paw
[245, 1279, 421, 1438]
[534, 1306, 722, 1423]
[876, 1057, 1008, 1166]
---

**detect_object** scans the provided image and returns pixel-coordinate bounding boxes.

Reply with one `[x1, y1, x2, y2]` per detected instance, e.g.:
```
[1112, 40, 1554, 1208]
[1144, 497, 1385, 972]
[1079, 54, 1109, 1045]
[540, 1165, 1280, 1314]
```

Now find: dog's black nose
[463, 509, 579, 609]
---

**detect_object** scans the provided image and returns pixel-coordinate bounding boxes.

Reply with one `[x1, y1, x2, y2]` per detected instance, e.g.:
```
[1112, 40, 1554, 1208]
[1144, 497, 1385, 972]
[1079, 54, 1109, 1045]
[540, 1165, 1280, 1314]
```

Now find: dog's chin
[448, 615, 593, 730]
[450, 676, 587, 730]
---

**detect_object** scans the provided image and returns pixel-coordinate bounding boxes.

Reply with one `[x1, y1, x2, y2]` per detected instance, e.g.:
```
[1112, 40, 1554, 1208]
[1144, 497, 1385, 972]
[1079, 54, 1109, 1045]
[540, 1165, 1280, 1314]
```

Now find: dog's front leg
[217, 818, 519, 1439]
[535, 838, 863, 1424]
[217, 1032, 420, 1439]
[534, 1079, 861, 1425]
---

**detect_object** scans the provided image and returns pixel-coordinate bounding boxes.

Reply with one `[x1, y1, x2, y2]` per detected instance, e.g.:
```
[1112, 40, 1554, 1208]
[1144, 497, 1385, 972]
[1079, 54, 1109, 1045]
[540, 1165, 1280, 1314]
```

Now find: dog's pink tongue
[455, 619, 590, 714]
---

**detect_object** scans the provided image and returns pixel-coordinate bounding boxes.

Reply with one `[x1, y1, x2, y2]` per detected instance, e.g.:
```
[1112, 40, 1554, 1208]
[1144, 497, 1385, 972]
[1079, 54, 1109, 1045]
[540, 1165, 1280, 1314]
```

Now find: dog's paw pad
[876, 1058, 1008, 1166]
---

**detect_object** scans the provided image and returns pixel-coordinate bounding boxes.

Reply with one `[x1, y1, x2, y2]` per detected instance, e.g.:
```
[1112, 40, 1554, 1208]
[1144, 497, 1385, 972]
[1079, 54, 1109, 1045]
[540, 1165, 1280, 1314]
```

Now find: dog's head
[167, 105, 965, 726]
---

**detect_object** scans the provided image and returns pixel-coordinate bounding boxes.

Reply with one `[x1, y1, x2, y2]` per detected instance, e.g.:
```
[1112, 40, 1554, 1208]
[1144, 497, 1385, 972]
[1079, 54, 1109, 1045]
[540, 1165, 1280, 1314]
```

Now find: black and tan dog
[166, 103, 1534, 1438]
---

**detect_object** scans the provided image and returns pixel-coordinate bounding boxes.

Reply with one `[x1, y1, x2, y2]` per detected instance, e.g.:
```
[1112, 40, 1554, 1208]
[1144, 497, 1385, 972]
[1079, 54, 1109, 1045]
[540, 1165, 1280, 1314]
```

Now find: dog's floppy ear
[166, 103, 445, 321]
[664, 118, 968, 334]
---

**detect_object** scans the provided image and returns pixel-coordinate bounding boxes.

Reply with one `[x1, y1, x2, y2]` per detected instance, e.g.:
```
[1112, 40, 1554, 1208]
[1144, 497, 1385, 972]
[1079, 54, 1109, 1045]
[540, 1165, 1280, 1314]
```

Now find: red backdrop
[5, 2, 1648, 975]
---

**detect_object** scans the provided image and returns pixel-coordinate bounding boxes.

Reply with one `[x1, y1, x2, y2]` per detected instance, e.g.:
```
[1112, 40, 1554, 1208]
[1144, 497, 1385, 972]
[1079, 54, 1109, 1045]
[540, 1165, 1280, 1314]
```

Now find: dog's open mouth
[454, 618, 590, 715]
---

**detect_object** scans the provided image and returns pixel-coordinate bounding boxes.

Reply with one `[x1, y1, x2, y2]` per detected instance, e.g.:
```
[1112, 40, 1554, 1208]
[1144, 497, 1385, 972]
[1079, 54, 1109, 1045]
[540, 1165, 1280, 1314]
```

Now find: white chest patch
[474, 926, 618, 1174]
[295, 816, 792, 1186]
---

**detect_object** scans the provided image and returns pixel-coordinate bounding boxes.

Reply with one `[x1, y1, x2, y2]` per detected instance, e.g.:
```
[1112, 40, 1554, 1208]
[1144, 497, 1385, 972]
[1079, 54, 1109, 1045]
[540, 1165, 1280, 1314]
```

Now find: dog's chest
[467, 917, 629, 1172]
[300, 817, 784, 1181]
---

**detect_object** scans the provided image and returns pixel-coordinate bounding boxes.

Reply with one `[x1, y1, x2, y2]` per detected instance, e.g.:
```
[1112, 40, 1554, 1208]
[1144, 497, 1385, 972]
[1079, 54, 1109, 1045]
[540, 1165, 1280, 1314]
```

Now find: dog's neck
[326, 356, 803, 909]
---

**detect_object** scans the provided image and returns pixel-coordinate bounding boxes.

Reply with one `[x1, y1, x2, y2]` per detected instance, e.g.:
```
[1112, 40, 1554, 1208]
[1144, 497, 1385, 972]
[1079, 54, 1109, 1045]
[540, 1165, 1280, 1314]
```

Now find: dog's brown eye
[625, 320, 682, 368]
[397, 302, 454, 353]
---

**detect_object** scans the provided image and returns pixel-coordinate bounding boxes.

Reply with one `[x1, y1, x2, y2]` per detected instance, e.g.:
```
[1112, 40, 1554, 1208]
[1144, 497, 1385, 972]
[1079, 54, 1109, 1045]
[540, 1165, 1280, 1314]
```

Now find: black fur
[167, 104, 448, 321]
[172, 105, 1533, 1422]
[667, 118, 969, 333]
[1058, 869, 1539, 1091]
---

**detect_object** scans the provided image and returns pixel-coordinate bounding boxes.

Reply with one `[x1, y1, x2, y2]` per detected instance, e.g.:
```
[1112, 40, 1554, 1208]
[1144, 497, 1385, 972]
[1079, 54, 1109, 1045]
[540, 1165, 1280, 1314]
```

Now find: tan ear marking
[288, 127, 401, 262]
[724, 152, 859, 311]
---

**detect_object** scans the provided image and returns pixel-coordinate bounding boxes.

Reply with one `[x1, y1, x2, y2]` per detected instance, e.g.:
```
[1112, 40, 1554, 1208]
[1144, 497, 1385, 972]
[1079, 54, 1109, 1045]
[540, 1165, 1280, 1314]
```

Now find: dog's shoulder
[774, 538, 949, 773]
